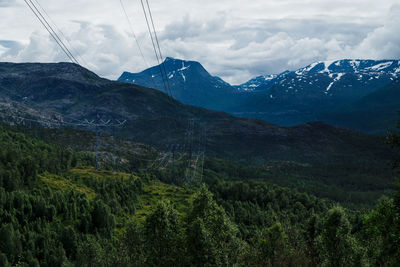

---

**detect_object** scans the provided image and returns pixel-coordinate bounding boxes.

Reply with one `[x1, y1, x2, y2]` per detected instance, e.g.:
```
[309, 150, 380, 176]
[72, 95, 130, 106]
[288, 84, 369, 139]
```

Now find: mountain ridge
[0, 61, 394, 166]
[119, 58, 400, 133]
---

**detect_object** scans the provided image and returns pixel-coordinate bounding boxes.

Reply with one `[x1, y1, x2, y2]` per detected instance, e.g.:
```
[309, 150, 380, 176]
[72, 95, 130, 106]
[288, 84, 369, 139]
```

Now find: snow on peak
[367, 61, 393, 71]
[178, 61, 190, 72]
[349, 60, 361, 70]
[264, 74, 277, 80]
[295, 60, 336, 75]
[305, 62, 320, 72]
[319, 60, 335, 73]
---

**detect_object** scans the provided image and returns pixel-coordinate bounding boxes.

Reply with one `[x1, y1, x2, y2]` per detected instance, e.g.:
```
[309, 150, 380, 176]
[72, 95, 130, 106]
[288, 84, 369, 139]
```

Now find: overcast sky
[0, 0, 399, 84]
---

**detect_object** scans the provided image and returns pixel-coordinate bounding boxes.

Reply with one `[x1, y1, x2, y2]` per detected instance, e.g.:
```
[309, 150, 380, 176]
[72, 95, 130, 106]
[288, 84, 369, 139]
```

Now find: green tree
[76, 236, 106, 267]
[120, 221, 145, 266]
[91, 200, 115, 237]
[364, 194, 400, 265]
[304, 215, 321, 266]
[144, 201, 183, 266]
[186, 184, 242, 266]
[0, 224, 21, 264]
[318, 206, 364, 267]
[0, 253, 10, 267]
[246, 222, 289, 267]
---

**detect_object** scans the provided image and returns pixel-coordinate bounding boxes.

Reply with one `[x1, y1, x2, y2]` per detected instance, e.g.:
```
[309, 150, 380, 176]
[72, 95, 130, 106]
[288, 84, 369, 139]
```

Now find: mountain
[321, 78, 400, 134]
[0, 62, 394, 167]
[119, 58, 400, 133]
[230, 59, 400, 128]
[236, 73, 281, 92]
[118, 57, 237, 110]
[238, 59, 399, 93]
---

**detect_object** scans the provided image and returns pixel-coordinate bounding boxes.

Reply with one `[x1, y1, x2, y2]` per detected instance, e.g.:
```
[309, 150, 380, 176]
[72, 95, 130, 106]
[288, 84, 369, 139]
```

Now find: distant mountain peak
[118, 57, 235, 110]
[294, 59, 399, 76]
[237, 59, 400, 93]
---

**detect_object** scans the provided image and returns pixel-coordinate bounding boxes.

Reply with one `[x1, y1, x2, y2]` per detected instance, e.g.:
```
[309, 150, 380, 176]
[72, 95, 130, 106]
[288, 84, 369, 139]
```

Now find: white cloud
[347, 4, 400, 59]
[0, 0, 399, 84]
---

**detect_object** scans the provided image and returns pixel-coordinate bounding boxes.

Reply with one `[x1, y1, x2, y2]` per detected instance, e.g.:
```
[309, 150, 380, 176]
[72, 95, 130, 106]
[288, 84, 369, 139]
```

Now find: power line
[119, 0, 158, 89]
[27, 0, 80, 65]
[119, 0, 149, 68]
[32, 0, 88, 68]
[23, 0, 79, 65]
[144, 0, 173, 98]
[139, 0, 170, 97]
[0, 110, 126, 128]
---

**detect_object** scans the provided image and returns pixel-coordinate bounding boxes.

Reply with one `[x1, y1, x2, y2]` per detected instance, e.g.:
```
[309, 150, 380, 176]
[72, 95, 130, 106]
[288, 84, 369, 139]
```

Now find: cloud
[155, 5, 400, 84]
[0, 0, 399, 84]
[0, 0, 17, 7]
[0, 21, 164, 79]
[348, 4, 400, 59]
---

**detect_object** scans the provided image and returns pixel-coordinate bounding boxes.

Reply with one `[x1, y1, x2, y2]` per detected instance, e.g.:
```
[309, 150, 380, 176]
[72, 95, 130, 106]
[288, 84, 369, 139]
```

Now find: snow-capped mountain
[238, 59, 399, 96]
[229, 59, 400, 129]
[236, 74, 280, 91]
[118, 57, 237, 110]
[119, 58, 400, 133]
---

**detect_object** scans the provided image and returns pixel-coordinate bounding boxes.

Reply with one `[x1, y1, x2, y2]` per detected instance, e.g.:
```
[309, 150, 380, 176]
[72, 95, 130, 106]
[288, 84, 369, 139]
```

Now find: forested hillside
[0, 124, 399, 266]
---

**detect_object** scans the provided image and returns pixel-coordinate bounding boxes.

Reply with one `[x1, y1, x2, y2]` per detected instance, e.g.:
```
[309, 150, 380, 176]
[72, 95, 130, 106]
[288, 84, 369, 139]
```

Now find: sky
[0, 0, 399, 84]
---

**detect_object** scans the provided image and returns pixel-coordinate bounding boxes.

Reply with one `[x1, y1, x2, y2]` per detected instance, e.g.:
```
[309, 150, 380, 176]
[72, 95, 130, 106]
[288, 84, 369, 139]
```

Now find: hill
[322, 78, 400, 134]
[0, 62, 394, 166]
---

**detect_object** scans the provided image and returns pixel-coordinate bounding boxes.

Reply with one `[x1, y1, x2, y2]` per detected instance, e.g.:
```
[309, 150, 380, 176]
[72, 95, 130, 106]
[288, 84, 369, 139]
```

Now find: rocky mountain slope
[0, 62, 394, 166]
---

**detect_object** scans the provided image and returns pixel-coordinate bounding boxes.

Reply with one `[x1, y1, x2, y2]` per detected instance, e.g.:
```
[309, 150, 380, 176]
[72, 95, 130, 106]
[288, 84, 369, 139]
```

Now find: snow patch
[325, 73, 344, 92]
[178, 61, 190, 72]
[319, 60, 335, 73]
[335, 73, 345, 81]
[326, 82, 334, 92]
[263, 74, 276, 80]
[295, 70, 303, 75]
[301, 62, 320, 73]
[368, 61, 393, 71]
[349, 60, 360, 71]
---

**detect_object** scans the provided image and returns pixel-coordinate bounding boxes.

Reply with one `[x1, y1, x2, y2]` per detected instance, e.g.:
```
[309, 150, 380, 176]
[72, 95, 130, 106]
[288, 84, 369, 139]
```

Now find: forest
[0, 122, 399, 266]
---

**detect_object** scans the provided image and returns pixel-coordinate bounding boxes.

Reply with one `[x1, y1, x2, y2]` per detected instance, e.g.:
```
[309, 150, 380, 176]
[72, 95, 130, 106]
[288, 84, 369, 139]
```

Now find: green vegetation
[0, 123, 400, 266]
